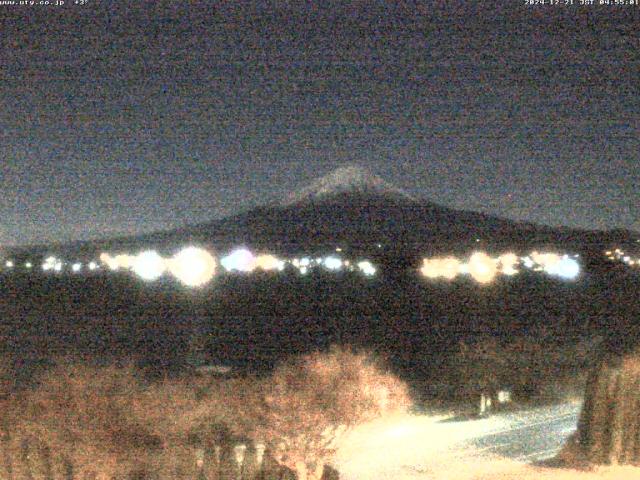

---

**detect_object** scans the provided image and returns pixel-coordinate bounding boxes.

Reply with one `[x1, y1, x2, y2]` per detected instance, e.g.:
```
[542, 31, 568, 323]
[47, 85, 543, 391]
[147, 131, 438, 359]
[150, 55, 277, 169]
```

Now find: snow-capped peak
[283, 164, 416, 205]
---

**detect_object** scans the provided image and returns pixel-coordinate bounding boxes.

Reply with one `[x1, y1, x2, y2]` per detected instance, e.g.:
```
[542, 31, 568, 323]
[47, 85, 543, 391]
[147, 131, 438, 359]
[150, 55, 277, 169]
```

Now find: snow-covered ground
[332, 401, 585, 480]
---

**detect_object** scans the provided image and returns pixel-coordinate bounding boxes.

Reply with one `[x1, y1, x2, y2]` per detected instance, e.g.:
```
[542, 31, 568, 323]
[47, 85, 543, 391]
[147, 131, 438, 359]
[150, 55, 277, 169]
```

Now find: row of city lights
[2, 243, 639, 287]
[99, 247, 217, 286]
[99, 247, 379, 286]
[419, 250, 581, 284]
[0, 247, 378, 288]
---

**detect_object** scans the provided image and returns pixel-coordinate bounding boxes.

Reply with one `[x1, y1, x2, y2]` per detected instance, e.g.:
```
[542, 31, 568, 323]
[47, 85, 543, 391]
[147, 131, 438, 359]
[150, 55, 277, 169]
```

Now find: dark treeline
[0, 266, 638, 395]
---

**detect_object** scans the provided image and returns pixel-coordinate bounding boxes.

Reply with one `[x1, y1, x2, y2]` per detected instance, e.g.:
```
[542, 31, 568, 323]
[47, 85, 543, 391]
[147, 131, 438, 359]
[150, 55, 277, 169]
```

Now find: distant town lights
[115, 254, 134, 269]
[420, 257, 460, 280]
[498, 252, 519, 276]
[323, 256, 343, 271]
[467, 251, 498, 284]
[99, 252, 122, 271]
[546, 256, 580, 280]
[357, 260, 377, 276]
[420, 249, 583, 284]
[168, 246, 216, 287]
[220, 248, 256, 272]
[605, 246, 640, 269]
[42, 256, 62, 272]
[131, 250, 166, 281]
[255, 254, 284, 271]
[530, 252, 562, 274]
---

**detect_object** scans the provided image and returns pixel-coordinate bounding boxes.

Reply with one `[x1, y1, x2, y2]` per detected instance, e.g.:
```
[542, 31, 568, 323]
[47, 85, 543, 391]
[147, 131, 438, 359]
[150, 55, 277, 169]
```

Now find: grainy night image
[0, 1, 639, 479]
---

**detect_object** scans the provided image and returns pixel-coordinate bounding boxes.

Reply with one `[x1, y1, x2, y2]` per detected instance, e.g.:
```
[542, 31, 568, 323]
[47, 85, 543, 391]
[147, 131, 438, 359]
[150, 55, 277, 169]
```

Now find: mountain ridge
[5, 166, 638, 263]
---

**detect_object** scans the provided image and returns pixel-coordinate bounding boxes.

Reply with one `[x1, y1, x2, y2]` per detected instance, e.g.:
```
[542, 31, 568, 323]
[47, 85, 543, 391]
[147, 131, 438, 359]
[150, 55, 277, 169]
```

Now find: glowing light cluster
[323, 256, 343, 271]
[299, 257, 311, 267]
[220, 248, 256, 272]
[545, 255, 581, 279]
[99, 252, 135, 271]
[420, 257, 461, 280]
[420, 249, 581, 283]
[167, 247, 216, 287]
[606, 247, 640, 268]
[204, 248, 377, 278]
[211, 248, 375, 277]
[467, 252, 498, 284]
[357, 260, 377, 276]
[518, 251, 580, 279]
[291, 257, 316, 274]
[42, 256, 63, 272]
[288, 255, 377, 277]
[99, 253, 116, 270]
[497, 253, 519, 276]
[101, 247, 218, 286]
[420, 253, 498, 283]
[254, 254, 285, 272]
[131, 250, 165, 281]
[530, 251, 561, 273]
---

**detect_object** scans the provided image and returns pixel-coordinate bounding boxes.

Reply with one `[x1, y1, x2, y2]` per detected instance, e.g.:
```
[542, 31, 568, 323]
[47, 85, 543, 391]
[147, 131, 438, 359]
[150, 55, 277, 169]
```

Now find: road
[333, 401, 582, 480]
[465, 401, 581, 463]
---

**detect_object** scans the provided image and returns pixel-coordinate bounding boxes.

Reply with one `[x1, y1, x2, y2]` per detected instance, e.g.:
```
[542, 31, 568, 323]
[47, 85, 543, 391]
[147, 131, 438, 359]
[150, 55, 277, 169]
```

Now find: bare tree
[245, 346, 412, 480]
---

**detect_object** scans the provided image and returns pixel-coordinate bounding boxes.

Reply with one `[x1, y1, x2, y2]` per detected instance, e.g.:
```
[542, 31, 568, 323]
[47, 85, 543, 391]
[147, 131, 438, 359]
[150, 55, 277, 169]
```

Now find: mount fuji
[15, 165, 636, 271]
[170, 165, 625, 261]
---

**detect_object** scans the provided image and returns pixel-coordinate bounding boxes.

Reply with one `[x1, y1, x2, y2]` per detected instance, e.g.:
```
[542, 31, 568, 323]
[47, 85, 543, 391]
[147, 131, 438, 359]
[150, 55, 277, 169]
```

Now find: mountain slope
[10, 166, 637, 267]
[189, 166, 597, 256]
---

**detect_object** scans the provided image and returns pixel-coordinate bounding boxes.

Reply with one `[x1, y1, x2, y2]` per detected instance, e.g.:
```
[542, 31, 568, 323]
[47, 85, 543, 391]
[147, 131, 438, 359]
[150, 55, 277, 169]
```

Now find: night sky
[1, 1, 638, 246]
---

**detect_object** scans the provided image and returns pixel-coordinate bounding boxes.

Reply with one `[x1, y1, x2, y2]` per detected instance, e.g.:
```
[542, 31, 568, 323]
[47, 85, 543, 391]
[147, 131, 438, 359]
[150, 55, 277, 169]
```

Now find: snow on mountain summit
[283, 165, 416, 206]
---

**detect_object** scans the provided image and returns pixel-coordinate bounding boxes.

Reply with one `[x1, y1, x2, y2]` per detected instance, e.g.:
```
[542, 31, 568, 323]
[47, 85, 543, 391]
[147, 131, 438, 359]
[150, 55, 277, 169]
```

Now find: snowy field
[330, 400, 640, 480]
